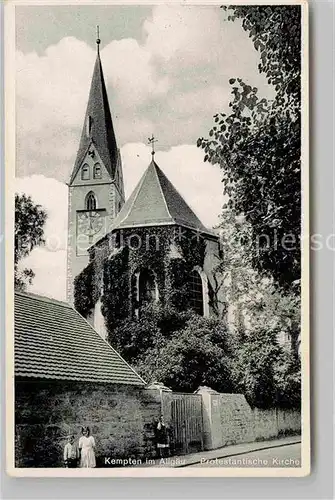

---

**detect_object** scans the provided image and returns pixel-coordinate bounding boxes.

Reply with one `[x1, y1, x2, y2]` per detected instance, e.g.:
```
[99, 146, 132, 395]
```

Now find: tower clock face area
[76, 209, 106, 256]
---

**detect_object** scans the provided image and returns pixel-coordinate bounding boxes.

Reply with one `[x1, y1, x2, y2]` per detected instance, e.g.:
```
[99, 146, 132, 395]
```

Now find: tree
[135, 313, 234, 393]
[231, 328, 301, 409]
[15, 193, 47, 291]
[108, 304, 191, 361]
[198, 5, 301, 292]
[109, 304, 234, 393]
[215, 209, 300, 346]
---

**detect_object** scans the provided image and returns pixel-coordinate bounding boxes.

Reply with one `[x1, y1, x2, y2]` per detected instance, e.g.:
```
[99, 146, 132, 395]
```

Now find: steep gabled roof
[70, 51, 118, 184]
[111, 159, 215, 236]
[14, 292, 145, 386]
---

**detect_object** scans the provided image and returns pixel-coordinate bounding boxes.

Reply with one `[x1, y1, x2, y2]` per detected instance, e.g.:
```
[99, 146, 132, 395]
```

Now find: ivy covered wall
[74, 225, 217, 336]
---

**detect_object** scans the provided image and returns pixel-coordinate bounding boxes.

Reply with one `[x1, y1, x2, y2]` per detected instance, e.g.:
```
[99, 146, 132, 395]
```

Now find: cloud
[20, 248, 67, 302]
[102, 38, 169, 107]
[16, 37, 94, 131]
[16, 6, 274, 183]
[144, 5, 223, 65]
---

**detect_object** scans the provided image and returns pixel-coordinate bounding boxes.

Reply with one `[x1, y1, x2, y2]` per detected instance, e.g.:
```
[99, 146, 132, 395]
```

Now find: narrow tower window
[93, 163, 102, 179]
[86, 115, 92, 137]
[86, 191, 97, 211]
[81, 164, 90, 180]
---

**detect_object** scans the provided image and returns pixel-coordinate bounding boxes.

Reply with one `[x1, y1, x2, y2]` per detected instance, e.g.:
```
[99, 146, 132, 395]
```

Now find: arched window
[132, 268, 158, 317]
[189, 269, 204, 316]
[93, 163, 101, 179]
[139, 268, 157, 307]
[81, 163, 90, 180]
[86, 191, 97, 211]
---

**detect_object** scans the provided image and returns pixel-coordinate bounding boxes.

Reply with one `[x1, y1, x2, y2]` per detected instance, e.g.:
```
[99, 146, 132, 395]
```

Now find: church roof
[111, 159, 215, 236]
[70, 50, 118, 184]
[14, 292, 145, 386]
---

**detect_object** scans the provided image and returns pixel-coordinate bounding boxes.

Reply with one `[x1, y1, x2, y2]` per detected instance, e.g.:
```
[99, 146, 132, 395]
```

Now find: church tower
[66, 33, 125, 303]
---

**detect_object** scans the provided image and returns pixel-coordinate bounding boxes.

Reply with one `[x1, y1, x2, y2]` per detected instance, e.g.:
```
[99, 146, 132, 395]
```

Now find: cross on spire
[96, 25, 101, 53]
[148, 134, 158, 158]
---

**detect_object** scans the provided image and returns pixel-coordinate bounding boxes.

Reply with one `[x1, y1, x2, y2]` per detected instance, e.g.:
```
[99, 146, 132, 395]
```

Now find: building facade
[67, 38, 225, 336]
[73, 157, 224, 338]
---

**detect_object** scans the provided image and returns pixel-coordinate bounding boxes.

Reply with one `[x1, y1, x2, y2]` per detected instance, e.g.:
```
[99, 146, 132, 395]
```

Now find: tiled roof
[14, 292, 145, 386]
[70, 52, 118, 183]
[111, 159, 215, 236]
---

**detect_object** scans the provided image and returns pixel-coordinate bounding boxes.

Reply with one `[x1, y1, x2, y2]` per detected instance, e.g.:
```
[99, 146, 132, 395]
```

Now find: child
[63, 434, 79, 468]
[78, 426, 96, 468]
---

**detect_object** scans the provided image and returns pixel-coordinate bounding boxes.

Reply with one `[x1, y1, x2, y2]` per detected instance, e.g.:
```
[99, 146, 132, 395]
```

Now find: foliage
[15, 193, 47, 291]
[231, 328, 301, 409]
[102, 245, 130, 327]
[109, 303, 192, 361]
[216, 210, 300, 342]
[198, 5, 301, 291]
[74, 261, 95, 318]
[168, 229, 206, 310]
[110, 303, 234, 394]
[224, 5, 301, 103]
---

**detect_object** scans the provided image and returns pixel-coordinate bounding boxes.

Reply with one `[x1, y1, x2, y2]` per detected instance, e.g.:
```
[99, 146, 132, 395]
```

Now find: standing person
[155, 415, 170, 459]
[78, 426, 96, 468]
[63, 434, 79, 468]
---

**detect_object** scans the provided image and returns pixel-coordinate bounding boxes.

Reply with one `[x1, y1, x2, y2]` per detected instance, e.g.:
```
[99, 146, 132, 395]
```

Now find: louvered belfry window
[94, 163, 102, 179]
[81, 163, 90, 180]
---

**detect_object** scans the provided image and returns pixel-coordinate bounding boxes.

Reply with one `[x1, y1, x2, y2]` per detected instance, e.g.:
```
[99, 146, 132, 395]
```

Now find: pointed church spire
[70, 29, 118, 183]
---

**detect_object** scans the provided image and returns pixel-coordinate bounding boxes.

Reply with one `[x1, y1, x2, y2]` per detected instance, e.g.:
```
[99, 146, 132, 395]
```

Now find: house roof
[111, 159, 215, 236]
[14, 292, 145, 386]
[69, 51, 118, 184]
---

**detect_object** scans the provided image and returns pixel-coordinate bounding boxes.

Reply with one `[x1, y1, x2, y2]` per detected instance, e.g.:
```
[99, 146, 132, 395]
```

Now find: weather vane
[148, 134, 158, 157]
[96, 25, 101, 52]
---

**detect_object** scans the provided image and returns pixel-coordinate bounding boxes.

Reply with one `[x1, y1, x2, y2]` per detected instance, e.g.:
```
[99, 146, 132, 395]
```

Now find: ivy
[74, 261, 95, 317]
[168, 228, 207, 311]
[74, 225, 209, 331]
[101, 245, 130, 330]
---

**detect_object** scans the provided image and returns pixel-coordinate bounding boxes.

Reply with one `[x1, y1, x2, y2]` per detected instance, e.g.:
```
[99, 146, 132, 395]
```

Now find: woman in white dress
[78, 426, 96, 468]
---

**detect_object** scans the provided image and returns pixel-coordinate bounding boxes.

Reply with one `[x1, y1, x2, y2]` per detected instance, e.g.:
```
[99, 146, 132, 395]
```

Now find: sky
[15, 4, 274, 301]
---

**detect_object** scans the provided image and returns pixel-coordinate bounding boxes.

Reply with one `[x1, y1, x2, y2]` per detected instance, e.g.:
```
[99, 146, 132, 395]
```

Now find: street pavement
[188, 442, 301, 468]
[139, 435, 301, 468]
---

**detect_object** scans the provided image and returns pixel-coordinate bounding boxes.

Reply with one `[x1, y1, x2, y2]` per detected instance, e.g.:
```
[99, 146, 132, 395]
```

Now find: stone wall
[15, 380, 161, 468]
[198, 389, 301, 451]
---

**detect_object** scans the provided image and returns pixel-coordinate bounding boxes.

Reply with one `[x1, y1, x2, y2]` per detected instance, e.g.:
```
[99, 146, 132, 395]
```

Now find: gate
[162, 393, 204, 455]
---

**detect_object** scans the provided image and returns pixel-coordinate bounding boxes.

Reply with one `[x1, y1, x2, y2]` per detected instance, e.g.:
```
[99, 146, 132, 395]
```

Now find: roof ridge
[96, 53, 111, 169]
[112, 165, 152, 229]
[14, 291, 71, 308]
[153, 162, 214, 235]
[151, 160, 173, 222]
